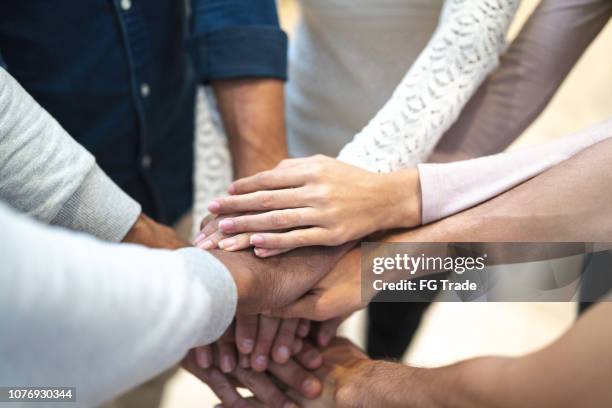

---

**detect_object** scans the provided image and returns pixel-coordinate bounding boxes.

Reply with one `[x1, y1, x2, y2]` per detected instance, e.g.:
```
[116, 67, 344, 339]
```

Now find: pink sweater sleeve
[418, 119, 612, 224]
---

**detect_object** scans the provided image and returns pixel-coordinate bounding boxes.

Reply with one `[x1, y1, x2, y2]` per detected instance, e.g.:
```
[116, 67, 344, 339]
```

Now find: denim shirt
[0, 0, 287, 224]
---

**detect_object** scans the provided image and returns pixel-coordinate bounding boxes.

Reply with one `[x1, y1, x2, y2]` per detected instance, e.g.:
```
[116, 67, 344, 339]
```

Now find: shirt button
[120, 0, 132, 11]
[141, 155, 152, 169]
[140, 83, 150, 98]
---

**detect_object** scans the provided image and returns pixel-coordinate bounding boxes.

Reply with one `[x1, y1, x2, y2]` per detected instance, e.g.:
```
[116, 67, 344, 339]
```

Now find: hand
[195, 315, 316, 373]
[122, 213, 188, 249]
[271, 248, 373, 321]
[209, 243, 353, 314]
[311, 338, 425, 408]
[183, 344, 324, 408]
[198, 155, 421, 256]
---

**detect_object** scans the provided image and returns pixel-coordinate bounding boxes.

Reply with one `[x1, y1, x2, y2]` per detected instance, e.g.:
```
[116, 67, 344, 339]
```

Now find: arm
[0, 202, 236, 407]
[0, 67, 140, 241]
[0, 67, 185, 248]
[310, 302, 612, 408]
[199, 119, 612, 252]
[336, 0, 519, 172]
[191, 0, 289, 178]
[271, 137, 612, 321]
[431, 0, 612, 162]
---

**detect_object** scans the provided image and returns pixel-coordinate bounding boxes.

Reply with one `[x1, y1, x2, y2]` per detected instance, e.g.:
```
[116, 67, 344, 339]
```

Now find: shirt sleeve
[336, 0, 519, 172]
[418, 118, 612, 224]
[430, 0, 612, 162]
[0, 202, 236, 407]
[190, 0, 288, 82]
[0, 67, 141, 242]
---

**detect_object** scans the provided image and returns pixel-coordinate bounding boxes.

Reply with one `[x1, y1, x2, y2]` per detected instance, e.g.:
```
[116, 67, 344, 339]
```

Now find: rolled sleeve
[190, 0, 288, 81]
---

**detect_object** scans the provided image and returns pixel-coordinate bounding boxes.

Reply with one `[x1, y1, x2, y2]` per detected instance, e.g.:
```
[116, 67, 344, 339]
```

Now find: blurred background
[162, 1, 612, 406]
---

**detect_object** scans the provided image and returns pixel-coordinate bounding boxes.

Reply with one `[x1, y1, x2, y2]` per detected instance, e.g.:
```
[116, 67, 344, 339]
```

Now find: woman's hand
[195, 155, 421, 256]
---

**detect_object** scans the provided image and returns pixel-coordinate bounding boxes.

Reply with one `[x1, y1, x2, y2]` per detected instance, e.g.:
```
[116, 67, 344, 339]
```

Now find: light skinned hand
[197, 155, 421, 256]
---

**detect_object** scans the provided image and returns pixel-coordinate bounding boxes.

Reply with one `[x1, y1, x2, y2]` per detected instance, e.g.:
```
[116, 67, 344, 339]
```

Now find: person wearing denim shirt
[0, 0, 288, 227]
[0, 1, 288, 406]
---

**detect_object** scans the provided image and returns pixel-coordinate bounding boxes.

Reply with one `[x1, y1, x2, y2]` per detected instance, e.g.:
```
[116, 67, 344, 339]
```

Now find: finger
[251, 316, 281, 372]
[199, 213, 217, 232]
[195, 345, 213, 369]
[271, 318, 299, 364]
[238, 353, 250, 369]
[316, 317, 345, 348]
[213, 189, 308, 215]
[268, 358, 322, 400]
[253, 248, 291, 258]
[218, 209, 316, 234]
[228, 167, 309, 195]
[219, 233, 253, 252]
[214, 341, 237, 374]
[235, 315, 258, 355]
[250, 227, 330, 250]
[294, 342, 324, 371]
[202, 214, 223, 236]
[232, 367, 298, 408]
[195, 366, 252, 408]
[197, 228, 231, 250]
[291, 337, 303, 355]
[296, 320, 311, 338]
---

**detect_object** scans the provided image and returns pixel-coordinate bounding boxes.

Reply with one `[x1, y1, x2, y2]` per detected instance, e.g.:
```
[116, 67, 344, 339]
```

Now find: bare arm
[213, 78, 288, 178]
[431, 0, 612, 162]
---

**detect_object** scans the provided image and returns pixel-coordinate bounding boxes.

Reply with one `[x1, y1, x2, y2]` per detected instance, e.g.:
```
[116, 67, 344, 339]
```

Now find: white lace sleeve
[337, 0, 519, 172]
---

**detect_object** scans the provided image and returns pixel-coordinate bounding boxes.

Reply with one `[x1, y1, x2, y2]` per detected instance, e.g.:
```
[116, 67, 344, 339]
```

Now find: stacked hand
[194, 155, 421, 257]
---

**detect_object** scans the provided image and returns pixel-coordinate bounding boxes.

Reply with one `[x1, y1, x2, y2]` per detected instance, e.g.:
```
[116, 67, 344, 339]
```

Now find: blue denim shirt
[0, 0, 287, 224]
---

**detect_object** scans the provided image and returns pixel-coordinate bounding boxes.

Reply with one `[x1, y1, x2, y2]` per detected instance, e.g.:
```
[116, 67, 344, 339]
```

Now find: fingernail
[200, 239, 213, 250]
[196, 349, 211, 368]
[302, 378, 321, 396]
[208, 200, 221, 213]
[241, 339, 254, 354]
[193, 232, 206, 245]
[218, 238, 236, 250]
[219, 219, 235, 232]
[227, 184, 236, 194]
[254, 355, 268, 370]
[275, 346, 290, 362]
[283, 402, 299, 408]
[250, 234, 264, 246]
[221, 356, 233, 373]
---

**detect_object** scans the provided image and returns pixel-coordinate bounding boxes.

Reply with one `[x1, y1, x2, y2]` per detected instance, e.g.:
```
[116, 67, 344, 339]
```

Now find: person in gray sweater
[0, 67, 343, 407]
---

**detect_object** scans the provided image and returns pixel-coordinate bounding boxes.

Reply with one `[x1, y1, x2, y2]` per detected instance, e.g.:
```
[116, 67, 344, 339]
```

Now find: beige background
[161, 1, 612, 406]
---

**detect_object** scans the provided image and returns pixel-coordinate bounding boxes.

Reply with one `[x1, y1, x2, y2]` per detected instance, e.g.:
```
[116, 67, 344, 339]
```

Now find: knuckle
[271, 212, 289, 228]
[258, 192, 275, 209]
[335, 383, 360, 408]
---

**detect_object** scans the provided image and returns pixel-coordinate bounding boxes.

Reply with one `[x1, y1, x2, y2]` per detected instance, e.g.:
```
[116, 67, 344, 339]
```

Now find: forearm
[0, 67, 140, 242]
[385, 138, 612, 243]
[419, 119, 612, 224]
[431, 0, 612, 162]
[337, 0, 518, 172]
[424, 302, 612, 408]
[213, 78, 288, 178]
[0, 203, 236, 406]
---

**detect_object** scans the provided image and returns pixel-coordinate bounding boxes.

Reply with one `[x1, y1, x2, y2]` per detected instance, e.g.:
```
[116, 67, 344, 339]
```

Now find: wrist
[122, 213, 188, 249]
[379, 168, 422, 230]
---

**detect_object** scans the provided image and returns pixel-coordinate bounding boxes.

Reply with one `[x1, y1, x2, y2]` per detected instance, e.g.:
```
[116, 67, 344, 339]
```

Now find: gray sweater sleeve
[0, 67, 141, 242]
[0, 201, 236, 407]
